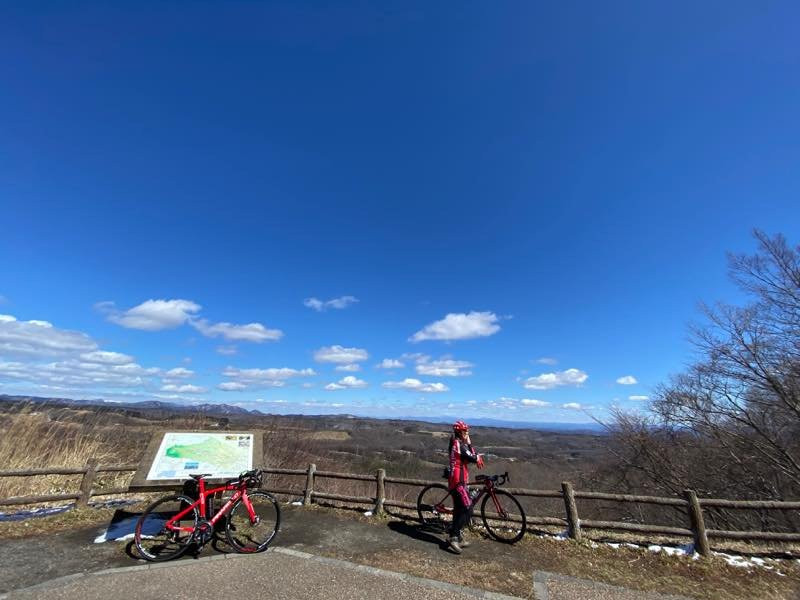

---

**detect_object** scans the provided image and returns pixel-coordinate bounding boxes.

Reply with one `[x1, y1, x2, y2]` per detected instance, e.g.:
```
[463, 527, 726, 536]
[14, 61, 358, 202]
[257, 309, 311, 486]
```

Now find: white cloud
[535, 357, 558, 365]
[629, 395, 649, 401]
[100, 299, 201, 331]
[191, 319, 283, 342]
[0, 314, 97, 357]
[160, 384, 207, 393]
[562, 402, 583, 410]
[222, 366, 316, 380]
[409, 311, 501, 342]
[218, 382, 247, 391]
[303, 296, 359, 312]
[415, 358, 474, 377]
[0, 358, 159, 389]
[313, 345, 369, 364]
[376, 358, 405, 369]
[523, 368, 588, 390]
[80, 351, 134, 365]
[219, 366, 315, 391]
[520, 398, 549, 407]
[164, 367, 194, 378]
[335, 364, 361, 372]
[324, 376, 367, 391]
[616, 375, 638, 385]
[382, 378, 449, 393]
[216, 345, 237, 355]
[497, 396, 550, 408]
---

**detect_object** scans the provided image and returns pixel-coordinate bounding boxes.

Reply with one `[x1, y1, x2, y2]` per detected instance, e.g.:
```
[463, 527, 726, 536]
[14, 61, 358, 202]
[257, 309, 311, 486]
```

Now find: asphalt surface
[4, 549, 518, 600]
[0, 503, 693, 600]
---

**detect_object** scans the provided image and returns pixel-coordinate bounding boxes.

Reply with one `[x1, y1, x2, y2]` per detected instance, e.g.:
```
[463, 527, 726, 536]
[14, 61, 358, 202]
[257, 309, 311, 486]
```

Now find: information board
[146, 432, 254, 480]
[128, 430, 263, 492]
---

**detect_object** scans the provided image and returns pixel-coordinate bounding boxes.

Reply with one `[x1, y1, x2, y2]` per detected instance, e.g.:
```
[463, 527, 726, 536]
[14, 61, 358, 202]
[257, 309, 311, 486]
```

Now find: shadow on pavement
[387, 520, 447, 550]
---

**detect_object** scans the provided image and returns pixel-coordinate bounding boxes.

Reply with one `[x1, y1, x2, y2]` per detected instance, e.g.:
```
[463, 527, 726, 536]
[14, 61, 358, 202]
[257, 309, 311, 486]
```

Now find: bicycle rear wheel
[480, 489, 526, 543]
[225, 490, 280, 553]
[416, 483, 454, 533]
[134, 494, 198, 561]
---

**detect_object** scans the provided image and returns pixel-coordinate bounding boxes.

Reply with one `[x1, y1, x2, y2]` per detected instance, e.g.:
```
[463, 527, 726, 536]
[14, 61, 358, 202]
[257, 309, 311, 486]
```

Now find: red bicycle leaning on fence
[416, 472, 527, 543]
[134, 469, 280, 561]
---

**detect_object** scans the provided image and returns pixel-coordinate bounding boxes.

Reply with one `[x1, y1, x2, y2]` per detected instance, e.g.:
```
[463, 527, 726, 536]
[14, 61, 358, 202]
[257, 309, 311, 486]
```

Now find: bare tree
[605, 232, 800, 529]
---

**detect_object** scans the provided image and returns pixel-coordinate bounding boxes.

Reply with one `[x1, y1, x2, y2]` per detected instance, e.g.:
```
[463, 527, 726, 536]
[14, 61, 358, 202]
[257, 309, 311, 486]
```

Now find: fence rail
[2, 460, 799, 556]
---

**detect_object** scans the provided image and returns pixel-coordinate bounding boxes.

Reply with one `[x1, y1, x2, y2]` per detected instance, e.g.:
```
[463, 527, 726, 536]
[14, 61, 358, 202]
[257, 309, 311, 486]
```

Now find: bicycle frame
[165, 478, 258, 534]
[434, 478, 507, 517]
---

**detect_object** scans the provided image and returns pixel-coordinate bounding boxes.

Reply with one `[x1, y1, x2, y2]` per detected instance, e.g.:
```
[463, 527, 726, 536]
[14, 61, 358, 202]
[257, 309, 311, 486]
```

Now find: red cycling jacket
[448, 436, 479, 490]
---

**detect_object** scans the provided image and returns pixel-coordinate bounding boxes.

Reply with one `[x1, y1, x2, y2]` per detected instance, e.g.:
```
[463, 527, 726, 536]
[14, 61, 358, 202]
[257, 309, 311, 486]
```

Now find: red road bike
[416, 472, 526, 543]
[134, 469, 279, 561]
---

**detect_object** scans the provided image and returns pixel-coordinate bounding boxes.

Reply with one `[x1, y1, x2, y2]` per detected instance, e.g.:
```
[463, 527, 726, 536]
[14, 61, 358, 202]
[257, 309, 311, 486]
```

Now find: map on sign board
[146, 432, 254, 481]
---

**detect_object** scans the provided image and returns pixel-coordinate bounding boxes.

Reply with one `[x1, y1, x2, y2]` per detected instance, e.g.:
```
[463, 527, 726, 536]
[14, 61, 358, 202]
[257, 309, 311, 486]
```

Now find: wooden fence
[2, 460, 800, 557]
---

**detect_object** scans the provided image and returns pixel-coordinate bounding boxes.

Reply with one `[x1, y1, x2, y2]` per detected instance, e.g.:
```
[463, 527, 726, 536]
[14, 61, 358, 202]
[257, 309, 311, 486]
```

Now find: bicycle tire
[416, 483, 454, 532]
[225, 490, 280, 553]
[480, 489, 526, 543]
[134, 494, 199, 562]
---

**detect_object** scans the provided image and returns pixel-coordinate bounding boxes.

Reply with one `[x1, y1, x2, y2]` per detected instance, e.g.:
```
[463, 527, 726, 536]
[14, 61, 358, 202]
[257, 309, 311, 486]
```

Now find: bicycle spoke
[135, 495, 198, 561]
[226, 491, 280, 553]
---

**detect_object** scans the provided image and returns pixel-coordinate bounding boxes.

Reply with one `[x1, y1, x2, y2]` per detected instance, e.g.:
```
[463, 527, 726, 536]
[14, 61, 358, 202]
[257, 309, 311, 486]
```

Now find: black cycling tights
[449, 489, 474, 538]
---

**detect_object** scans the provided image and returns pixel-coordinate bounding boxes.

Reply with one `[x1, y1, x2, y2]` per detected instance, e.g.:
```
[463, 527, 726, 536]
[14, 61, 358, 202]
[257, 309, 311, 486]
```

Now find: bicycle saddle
[189, 473, 212, 480]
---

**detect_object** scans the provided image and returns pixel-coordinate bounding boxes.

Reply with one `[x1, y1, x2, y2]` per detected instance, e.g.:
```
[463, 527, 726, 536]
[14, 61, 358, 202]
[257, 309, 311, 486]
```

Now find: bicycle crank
[194, 519, 214, 545]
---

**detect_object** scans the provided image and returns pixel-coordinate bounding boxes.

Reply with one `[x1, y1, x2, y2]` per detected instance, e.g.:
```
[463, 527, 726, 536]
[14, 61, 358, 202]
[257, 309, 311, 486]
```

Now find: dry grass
[0, 407, 130, 500]
[303, 431, 351, 441]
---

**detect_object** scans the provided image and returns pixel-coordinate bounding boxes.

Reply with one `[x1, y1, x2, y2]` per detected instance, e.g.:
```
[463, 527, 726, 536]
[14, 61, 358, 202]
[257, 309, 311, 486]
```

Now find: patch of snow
[291, 501, 303, 506]
[363, 511, 373, 517]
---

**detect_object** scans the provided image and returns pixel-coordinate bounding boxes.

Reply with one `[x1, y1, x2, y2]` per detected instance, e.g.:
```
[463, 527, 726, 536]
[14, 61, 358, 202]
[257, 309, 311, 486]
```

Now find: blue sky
[1, 2, 799, 423]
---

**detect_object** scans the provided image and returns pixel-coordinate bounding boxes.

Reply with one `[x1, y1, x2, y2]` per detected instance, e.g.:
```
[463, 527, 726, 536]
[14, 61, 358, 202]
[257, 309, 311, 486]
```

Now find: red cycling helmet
[452, 420, 469, 432]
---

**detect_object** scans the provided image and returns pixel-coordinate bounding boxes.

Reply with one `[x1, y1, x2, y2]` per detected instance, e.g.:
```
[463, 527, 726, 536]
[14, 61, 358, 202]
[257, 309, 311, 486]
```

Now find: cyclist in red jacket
[447, 420, 484, 554]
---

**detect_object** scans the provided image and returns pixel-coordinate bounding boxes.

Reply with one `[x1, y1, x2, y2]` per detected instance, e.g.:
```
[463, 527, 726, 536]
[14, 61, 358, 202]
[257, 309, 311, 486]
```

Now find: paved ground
[0, 504, 691, 600]
[4, 549, 518, 600]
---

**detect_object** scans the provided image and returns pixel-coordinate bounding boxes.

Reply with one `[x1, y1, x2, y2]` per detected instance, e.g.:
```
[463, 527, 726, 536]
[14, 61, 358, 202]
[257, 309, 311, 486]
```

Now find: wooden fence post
[374, 468, 386, 515]
[562, 481, 582, 541]
[77, 458, 98, 508]
[303, 463, 316, 506]
[684, 489, 710, 557]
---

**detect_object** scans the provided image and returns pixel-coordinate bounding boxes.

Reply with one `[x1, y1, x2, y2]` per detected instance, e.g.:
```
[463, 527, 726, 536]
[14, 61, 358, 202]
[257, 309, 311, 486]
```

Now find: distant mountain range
[0, 394, 606, 433]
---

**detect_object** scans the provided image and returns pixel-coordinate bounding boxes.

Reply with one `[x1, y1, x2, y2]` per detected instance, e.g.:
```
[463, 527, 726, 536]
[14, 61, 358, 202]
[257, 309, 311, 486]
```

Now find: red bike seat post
[197, 477, 207, 518]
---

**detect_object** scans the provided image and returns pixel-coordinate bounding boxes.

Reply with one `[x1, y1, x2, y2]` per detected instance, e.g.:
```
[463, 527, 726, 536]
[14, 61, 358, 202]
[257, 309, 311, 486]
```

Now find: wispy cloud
[304, 296, 359, 312]
[628, 395, 649, 401]
[382, 378, 449, 393]
[160, 383, 207, 393]
[218, 366, 316, 391]
[324, 376, 367, 390]
[415, 357, 474, 377]
[190, 319, 283, 342]
[313, 345, 369, 364]
[616, 375, 638, 385]
[376, 358, 404, 369]
[534, 357, 558, 365]
[335, 364, 361, 372]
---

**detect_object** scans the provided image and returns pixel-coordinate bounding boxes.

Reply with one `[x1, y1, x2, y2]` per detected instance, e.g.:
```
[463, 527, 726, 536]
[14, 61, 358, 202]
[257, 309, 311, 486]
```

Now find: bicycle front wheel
[225, 490, 280, 553]
[481, 489, 526, 543]
[417, 483, 454, 533]
[134, 494, 198, 562]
